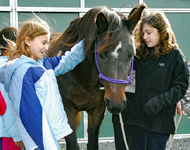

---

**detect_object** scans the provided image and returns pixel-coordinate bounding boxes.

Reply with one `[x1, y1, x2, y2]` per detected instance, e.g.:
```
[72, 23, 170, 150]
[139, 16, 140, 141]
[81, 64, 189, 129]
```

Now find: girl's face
[26, 34, 50, 60]
[142, 23, 160, 48]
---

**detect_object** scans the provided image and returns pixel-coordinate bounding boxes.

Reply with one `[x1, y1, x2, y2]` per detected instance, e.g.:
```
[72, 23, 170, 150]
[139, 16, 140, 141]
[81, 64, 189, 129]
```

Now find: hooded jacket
[0, 40, 84, 150]
[0, 56, 22, 142]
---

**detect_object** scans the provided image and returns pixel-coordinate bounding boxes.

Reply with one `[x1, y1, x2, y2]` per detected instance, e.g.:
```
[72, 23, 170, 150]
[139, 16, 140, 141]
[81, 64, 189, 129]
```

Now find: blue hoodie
[0, 56, 22, 142]
[0, 40, 84, 150]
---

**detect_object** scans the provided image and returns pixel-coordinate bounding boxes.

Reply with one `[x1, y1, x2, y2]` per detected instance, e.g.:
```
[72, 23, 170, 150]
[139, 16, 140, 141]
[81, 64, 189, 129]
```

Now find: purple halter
[95, 42, 134, 85]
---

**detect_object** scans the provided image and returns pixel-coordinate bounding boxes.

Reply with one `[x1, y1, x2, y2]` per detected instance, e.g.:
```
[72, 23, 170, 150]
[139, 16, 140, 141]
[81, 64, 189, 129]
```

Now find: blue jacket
[0, 40, 84, 150]
[0, 56, 22, 142]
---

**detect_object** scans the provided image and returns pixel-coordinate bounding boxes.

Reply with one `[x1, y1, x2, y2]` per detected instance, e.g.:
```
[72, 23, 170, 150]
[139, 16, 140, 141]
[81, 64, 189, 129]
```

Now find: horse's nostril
[105, 98, 126, 113]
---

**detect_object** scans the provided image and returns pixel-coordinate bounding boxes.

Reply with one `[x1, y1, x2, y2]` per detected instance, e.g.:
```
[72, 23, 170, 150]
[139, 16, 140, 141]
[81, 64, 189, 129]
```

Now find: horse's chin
[105, 98, 126, 114]
[107, 109, 124, 114]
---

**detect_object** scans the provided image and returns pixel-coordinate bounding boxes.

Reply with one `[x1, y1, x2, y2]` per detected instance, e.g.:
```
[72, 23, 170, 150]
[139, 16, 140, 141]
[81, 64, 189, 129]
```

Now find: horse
[47, 3, 146, 150]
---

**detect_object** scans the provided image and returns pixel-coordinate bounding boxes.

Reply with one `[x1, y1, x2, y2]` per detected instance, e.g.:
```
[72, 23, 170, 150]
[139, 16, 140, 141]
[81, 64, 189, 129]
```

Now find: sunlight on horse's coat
[131, 36, 136, 55]
[111, 41, 121, 58]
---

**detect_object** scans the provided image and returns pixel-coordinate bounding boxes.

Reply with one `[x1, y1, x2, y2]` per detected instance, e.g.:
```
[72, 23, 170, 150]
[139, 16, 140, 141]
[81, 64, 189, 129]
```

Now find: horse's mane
[48, 6, 126, 57]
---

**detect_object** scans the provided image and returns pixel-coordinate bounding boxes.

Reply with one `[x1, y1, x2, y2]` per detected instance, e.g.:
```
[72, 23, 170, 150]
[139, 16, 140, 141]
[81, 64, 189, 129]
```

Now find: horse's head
[93, 4, 146, 113]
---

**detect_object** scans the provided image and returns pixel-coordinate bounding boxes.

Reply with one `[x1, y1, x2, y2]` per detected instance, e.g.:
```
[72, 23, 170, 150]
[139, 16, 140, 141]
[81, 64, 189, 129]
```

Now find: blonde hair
[135, 11, 178, 59]
[9, 15, 50, 60]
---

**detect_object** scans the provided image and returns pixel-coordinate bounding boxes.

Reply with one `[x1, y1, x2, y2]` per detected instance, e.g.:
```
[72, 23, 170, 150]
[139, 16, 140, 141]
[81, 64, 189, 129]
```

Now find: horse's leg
[64, 106, 81, 150]
[87, 102, 106, 150]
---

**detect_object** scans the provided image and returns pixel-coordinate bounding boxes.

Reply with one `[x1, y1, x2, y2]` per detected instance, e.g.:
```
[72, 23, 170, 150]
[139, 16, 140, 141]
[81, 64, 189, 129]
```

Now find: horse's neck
[72, 57, 99, 86]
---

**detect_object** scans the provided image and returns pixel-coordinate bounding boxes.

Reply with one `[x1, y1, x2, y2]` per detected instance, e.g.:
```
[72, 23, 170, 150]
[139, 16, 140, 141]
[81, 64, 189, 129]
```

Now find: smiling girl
[0, 16, 84, 150]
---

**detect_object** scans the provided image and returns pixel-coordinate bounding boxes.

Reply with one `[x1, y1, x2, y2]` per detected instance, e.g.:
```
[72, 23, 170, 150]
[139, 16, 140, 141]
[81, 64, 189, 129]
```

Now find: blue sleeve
[53, 40, 84, 77]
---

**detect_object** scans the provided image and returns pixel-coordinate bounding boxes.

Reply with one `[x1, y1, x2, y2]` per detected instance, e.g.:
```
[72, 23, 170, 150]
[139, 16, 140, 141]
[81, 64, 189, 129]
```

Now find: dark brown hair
[0, 26, 19, 52]
[135, 11, 178, 59]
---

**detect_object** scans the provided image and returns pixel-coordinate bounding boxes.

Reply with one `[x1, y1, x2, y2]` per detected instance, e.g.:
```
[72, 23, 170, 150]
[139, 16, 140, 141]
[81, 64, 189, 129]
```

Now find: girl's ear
[25, 36, 31, 47]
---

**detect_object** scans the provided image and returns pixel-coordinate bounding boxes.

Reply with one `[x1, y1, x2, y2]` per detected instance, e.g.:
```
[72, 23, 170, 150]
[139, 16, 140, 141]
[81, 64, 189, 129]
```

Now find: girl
[0, 16, 84, 150]
[113, 11, 189, 150]
[0, 26, 24, 150]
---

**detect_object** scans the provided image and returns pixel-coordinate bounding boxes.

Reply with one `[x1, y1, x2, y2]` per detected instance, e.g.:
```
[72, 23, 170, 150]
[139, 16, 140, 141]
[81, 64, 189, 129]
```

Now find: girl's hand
[176, 101, 183, 116]
[15, 141, 24, 148]
[57, 50, 62, 57]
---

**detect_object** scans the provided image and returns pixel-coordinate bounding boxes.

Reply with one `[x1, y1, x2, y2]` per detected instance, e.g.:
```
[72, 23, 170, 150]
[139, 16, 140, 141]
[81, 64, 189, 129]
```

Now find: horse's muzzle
[105, 98, 126, 114]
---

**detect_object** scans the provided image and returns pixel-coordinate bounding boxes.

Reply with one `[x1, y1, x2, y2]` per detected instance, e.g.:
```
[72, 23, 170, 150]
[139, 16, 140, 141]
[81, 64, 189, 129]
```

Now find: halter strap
[95, 42, 134, 85]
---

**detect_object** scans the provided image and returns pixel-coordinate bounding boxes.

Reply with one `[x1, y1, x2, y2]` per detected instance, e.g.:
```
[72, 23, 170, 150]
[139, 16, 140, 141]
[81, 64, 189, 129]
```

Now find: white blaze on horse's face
[111, 41, 122, 58]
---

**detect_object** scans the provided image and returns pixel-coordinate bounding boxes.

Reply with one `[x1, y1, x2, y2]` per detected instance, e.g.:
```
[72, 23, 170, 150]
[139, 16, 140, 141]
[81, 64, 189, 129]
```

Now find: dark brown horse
[47, 3, 146, 150]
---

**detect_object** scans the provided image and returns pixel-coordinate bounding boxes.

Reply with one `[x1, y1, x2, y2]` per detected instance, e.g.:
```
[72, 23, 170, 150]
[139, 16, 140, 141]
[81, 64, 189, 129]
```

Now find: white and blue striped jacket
[0, 40, 84, 150]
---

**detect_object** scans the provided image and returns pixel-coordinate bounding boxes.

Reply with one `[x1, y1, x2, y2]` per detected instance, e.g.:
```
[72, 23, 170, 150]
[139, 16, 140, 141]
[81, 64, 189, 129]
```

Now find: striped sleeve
[43, 40, 84, 77]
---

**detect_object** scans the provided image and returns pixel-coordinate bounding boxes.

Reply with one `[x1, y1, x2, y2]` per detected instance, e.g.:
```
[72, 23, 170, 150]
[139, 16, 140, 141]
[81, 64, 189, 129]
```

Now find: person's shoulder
[0, 56, 8, 60]
[0, 56, 8, 70]
[16, 55, 40, 68]
[170, 48, 181, 54]
[0, 56, 8, 64]
[170, 48, 186, 60]
[170, 48, 184, 55]
[10, 56, 42, 78]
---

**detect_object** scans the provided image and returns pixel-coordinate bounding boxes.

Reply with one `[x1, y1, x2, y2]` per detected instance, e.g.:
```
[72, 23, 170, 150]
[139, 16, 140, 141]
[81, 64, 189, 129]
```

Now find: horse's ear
[126, 3, 147, 33]
[95, 12, 109, 33]
[128, 7, 138, 18]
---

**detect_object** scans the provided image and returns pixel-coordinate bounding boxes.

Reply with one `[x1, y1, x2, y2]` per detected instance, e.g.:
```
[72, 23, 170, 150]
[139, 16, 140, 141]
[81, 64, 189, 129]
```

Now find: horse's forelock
[102, 7, 121, 25]
[48, 6, 124, 57]
[81, 6, 124, 55]
[96, 8, 123, 53]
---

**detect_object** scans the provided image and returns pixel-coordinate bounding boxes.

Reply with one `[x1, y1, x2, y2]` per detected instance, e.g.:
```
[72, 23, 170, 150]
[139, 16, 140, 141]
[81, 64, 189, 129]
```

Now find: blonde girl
[0, 16, 84, 150]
